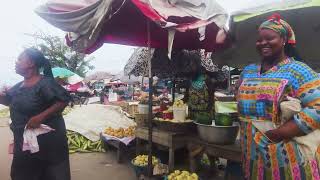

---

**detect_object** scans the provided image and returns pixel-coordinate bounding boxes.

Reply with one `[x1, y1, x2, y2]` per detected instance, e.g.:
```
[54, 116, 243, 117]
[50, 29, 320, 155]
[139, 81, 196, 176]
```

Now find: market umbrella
[213, 0, 320, 70]
[35, 0, 229, 54]
[52, 67, 84, 85]
[36, 0, 229, 175]
[52, 67, 75, 78]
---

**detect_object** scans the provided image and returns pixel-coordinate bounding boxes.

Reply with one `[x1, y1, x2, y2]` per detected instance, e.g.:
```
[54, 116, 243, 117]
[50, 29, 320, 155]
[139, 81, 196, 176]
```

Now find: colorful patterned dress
[238, 58, 320, 180]
[188, 74, 214, 123]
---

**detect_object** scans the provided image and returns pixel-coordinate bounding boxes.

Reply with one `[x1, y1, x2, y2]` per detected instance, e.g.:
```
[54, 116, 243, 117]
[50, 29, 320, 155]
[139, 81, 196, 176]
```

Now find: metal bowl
[194, 121, 239, 145]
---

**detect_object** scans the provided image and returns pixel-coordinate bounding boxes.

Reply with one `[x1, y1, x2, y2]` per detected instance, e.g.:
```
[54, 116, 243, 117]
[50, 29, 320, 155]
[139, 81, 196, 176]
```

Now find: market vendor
[183, 58, 226, 124]
[237, 14, 320, 179]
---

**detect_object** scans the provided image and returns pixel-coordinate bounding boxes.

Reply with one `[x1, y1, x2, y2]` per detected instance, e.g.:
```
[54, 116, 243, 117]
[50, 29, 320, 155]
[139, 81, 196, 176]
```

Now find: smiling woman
[236, 14, 320, 180]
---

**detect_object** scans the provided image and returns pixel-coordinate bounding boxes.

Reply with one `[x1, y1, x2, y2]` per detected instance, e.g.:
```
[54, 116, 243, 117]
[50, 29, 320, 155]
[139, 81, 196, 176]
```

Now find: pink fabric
[66, 0, 229, 54]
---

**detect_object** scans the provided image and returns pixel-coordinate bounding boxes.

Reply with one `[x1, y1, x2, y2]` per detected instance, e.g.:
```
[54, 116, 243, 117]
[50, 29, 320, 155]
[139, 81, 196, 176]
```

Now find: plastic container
[138, 104, 149, 114]
[173, 106, 186, 121]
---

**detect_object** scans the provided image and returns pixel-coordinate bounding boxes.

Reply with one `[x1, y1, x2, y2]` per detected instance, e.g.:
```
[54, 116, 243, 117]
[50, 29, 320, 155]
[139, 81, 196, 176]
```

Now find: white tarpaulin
[63, 104, 136, 141]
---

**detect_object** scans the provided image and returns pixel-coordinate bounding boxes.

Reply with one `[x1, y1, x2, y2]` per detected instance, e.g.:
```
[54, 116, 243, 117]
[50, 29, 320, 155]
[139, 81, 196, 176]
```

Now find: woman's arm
[0, 86, 10, 106]
[265, 120, 305, 142]
[26, 101, 68, 129]
[266, 79, 320, 142]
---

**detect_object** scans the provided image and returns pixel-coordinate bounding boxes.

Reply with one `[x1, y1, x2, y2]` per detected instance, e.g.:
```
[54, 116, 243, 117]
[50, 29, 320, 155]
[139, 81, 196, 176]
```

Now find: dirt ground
[0, 118, 136, 180]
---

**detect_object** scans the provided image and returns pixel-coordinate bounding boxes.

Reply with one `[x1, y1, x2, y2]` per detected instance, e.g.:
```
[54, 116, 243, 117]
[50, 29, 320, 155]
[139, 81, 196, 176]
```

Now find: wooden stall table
[187, 137, 242, 172]
[135, 127, 190, 171]
[101, 134, 135, 163]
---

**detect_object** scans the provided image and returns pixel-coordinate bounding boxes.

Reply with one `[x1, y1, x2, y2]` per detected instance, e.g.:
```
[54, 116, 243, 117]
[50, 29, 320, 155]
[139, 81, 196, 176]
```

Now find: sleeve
[40, 78, 71, 104]
[292, 63, 320, 134]
[5, 82, 22, 104]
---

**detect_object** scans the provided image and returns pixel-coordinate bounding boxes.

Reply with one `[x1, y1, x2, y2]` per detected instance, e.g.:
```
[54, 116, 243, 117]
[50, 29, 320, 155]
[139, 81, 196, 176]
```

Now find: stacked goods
[132, 155, 159, 167]
[173, 100, 187, 121]
[67, 130, 104, 153]
[162, 107, 173, 120]
[104, 126, 135, 138]
[167, 170, 199, 180]
[173, 100, 185, 108]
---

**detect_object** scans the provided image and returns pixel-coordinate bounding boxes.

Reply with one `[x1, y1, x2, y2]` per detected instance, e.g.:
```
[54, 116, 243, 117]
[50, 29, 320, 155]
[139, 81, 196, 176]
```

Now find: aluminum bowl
[194, 121, 239, 145]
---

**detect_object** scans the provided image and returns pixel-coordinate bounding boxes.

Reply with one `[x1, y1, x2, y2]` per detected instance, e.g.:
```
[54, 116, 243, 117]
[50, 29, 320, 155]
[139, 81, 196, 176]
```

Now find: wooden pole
[147, 20, 153, 178]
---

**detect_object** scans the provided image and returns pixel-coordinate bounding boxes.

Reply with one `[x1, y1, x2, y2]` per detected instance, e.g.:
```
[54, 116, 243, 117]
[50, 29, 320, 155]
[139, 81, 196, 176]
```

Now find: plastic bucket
[173, 107, 186, 121]
[138, 104, 149, 114]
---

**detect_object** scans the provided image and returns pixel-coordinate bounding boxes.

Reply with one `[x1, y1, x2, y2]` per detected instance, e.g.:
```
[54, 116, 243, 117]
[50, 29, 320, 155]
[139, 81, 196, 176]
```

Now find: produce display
[195, 112, 211, 125]
[67, 130, 104, 153]
[155, 117, 193, 123]
[215, 113, 233, 126]
[173, 100, 185, 108]
[167, 170, 199, 180]
[162, 107, 173, 120]
[104, 126, 135, 138]
[132, 155, 159, 166]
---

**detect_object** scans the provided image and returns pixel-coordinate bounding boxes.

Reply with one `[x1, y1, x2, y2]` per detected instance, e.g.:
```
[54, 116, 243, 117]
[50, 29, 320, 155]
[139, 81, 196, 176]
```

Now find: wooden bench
[187, 137, 242, 175]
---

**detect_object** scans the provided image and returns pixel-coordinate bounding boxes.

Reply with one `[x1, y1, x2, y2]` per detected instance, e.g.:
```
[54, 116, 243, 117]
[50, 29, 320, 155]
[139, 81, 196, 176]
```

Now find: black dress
[6, 77, 71, 180]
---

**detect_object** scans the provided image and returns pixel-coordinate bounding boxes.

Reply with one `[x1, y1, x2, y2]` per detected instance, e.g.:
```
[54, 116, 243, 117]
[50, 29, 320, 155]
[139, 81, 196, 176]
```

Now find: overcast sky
[0, 0, 297, 86]
[0, 0, 136, 86]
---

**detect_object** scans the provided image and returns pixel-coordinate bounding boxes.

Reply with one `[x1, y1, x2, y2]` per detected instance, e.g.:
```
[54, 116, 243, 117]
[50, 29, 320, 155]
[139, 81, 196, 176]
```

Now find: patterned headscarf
[259, 13, 296, 45]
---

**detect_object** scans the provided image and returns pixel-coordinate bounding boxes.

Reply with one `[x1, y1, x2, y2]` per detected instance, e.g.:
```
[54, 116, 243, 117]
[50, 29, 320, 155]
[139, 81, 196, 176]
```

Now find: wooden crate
[128, 104, 138, 116]
[134, 113, 148, 127]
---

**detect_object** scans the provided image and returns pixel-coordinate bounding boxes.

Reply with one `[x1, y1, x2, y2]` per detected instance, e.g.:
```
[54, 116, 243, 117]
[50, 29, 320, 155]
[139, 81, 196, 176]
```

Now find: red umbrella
[81, 0, 226, 53]
[37, 0, 229, 54]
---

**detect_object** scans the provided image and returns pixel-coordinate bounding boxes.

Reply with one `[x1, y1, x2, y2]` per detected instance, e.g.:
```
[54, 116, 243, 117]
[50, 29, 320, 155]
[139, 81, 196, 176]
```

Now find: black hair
[284, 43, 302, 61]
[23, 48, 54, 78]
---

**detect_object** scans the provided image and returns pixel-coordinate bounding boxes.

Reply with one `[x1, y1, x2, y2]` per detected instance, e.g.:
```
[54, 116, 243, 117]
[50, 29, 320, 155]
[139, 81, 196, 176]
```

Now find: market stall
[35, 0, 242, 178]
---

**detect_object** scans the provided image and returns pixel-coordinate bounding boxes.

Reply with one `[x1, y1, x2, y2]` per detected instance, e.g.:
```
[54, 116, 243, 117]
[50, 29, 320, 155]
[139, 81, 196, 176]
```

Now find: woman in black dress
[0, 48, 71, 180]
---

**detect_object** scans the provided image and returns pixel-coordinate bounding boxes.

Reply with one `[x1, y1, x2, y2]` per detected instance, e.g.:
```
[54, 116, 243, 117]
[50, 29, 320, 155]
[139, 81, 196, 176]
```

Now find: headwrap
[259, 13, 296, 45]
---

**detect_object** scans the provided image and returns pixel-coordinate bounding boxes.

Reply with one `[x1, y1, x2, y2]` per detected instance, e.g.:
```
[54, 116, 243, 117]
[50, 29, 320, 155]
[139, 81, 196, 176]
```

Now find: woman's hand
[0, 85, 9, 96]
[265, 129, 283, 143]
[26, 115, 44, 129]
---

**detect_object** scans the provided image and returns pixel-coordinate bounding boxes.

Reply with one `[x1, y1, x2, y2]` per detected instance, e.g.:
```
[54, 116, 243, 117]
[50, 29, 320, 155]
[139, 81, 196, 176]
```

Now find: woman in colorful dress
[183, 58, 218, 124]
[237, 14, 320, 179]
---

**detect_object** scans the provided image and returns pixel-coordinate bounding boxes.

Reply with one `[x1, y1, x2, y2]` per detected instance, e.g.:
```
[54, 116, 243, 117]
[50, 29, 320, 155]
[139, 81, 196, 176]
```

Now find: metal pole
[147, 20, 153, 178]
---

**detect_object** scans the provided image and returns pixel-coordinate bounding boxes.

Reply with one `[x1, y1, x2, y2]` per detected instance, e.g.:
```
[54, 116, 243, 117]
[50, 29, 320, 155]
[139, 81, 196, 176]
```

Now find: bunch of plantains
[67, 130, 105, 153]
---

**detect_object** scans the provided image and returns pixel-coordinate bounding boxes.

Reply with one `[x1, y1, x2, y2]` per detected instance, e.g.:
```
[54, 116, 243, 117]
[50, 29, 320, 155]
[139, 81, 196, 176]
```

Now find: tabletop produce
[167, 170, 199, 180]
[132, 155, 159, 167]
[104, 126, 135, 138]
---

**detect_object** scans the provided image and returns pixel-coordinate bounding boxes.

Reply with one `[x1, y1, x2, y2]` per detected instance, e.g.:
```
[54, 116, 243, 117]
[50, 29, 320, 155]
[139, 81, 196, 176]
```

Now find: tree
[27, 32, 95, 77]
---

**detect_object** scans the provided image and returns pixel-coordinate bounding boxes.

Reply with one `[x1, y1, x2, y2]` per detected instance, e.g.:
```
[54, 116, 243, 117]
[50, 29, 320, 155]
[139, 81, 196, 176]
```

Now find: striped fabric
[238, 57, 320, 180]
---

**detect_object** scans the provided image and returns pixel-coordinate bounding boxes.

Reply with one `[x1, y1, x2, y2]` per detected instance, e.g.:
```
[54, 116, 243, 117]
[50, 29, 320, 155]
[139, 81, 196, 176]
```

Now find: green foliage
[28, 32, 94, 77]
